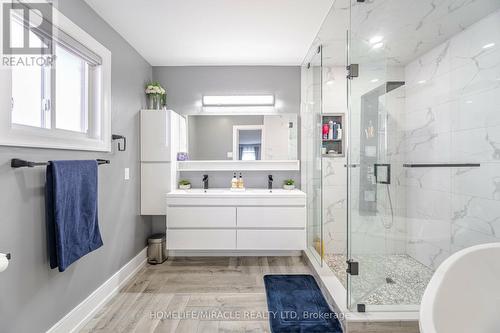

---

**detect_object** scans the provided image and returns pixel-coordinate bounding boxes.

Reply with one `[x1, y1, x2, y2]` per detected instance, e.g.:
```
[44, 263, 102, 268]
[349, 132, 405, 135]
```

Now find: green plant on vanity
[178, 179, 191, 189]
[283, 179, 295, 190]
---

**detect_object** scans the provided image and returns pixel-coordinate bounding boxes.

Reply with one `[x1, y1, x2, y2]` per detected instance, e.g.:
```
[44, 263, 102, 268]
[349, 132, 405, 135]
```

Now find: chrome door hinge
[347, 64, 359, 79]
[42, 98, 51, 112]
[346, 259, 359, 275]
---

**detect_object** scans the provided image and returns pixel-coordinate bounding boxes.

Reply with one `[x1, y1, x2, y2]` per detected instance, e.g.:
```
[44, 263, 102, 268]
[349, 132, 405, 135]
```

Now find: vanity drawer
[237, 207, 305, 228]
[167, 229, 236, 250]
[168, 207, 236, 228]
[237, 230, 305, 250]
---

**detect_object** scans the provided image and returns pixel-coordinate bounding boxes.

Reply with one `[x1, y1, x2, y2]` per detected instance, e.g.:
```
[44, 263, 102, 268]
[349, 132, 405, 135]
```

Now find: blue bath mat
[264, 275, 343, 333]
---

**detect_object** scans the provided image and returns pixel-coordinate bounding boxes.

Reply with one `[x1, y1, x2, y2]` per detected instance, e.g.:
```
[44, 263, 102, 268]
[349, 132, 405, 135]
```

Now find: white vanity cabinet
[166, 189, 306, 251]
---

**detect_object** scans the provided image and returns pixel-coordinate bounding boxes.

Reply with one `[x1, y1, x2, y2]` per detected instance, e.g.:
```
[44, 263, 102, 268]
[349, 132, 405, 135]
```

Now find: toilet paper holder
[0, 252, 11, 273]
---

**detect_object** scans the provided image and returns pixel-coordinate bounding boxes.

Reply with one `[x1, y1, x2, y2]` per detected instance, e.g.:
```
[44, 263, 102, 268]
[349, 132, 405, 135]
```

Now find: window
[54, 45, 88, 133]
[0, 4, 111, 151]
[10, 15, 47, 128]
[241, 146, 259, 161]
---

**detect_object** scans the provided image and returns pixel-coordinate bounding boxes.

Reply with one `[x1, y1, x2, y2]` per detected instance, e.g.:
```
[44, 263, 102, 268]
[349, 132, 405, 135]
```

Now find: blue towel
[45, 160, 103, 272]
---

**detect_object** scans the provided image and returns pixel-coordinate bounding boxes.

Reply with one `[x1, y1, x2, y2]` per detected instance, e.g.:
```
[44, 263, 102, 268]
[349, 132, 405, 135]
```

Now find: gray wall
[0, 1, 152, 332]
[189, 115, 263, 160]
[153, 66, 301, 115]
[154, 66, 302, 189]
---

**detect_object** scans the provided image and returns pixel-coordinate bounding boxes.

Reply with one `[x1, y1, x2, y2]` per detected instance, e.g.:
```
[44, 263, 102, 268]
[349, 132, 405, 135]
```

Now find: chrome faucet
[202, 174, 209, 191]
[268, 174, 273, 191]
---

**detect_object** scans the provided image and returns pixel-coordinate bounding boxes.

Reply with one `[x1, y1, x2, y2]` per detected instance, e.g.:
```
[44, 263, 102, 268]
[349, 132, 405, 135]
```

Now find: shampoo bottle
[322, 124, 329, 140]
[328, 120, 334, 140]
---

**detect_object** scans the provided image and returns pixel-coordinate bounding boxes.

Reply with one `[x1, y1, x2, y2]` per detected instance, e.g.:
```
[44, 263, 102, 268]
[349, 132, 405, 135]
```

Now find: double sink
[169, 188, 306, 196]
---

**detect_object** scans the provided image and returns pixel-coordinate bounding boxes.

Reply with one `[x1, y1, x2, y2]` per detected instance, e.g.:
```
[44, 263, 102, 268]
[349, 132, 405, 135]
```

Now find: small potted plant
[178, 179, 191, 190]
[283, 179, 295, 190]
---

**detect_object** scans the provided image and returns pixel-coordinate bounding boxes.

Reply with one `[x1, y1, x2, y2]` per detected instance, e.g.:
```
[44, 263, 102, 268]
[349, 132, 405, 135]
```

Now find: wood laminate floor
[81, 256, 312, 333]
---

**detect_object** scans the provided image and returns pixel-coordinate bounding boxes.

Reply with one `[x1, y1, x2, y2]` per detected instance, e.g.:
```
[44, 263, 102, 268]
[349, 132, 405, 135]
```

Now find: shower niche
[321, 113, 344, 157]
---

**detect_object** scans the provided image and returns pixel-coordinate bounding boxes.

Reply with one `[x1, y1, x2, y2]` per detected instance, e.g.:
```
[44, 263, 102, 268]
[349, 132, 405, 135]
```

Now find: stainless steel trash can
[147, 233, 167, 264]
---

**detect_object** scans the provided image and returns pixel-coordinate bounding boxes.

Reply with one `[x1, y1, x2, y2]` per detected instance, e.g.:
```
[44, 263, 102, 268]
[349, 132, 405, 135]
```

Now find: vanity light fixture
[202, 95, 275, 107]
[418, 80, 427, 84]
[482, 43, 495, 49]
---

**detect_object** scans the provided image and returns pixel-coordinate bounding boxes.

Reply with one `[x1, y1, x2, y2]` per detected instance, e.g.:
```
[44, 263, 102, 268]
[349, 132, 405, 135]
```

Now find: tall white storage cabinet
[140, 110, 186, 215]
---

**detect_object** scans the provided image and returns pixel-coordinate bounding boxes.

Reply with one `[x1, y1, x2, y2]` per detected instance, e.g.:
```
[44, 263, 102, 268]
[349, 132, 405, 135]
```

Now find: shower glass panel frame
[304, 45, 324, 266]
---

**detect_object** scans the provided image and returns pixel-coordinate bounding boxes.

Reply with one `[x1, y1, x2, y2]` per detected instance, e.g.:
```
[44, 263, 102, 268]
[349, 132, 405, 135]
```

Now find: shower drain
[386, 277, 396, 284]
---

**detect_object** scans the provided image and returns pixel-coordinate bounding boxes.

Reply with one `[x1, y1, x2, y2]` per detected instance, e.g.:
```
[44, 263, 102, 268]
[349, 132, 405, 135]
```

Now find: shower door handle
[374, 163, 391, 184]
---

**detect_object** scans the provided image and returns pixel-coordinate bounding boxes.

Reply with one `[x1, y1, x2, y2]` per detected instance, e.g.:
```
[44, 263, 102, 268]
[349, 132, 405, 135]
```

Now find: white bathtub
[420, 243, 500, 333]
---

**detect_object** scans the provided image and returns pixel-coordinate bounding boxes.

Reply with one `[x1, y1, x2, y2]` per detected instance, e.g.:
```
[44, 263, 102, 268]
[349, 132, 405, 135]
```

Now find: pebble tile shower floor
[324, 254, 434, 306]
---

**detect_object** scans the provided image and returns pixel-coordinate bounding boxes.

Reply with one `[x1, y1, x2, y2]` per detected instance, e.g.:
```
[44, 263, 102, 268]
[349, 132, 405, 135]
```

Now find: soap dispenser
[231, 172, 238, 189]
[238, 172, 244, 189]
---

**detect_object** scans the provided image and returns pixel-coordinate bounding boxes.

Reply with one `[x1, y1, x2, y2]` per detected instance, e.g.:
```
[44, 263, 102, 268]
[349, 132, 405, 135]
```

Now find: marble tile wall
[322, 157, 348, 255]
[321, 65, 348, 258]
[403, 9, 500, 269]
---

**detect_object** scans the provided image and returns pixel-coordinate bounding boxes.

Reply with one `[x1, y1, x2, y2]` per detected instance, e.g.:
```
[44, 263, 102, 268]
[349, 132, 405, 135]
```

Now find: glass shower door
[346, 0, 408, 311]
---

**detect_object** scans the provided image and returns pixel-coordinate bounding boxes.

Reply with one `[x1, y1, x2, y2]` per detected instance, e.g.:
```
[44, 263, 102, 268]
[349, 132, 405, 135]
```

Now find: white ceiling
[84, 0, 334, 66]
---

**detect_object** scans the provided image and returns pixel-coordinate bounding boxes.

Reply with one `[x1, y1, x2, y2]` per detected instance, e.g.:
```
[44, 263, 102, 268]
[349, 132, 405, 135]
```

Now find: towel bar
[11, 158, 110, 168]
[403, 163, 480, 168]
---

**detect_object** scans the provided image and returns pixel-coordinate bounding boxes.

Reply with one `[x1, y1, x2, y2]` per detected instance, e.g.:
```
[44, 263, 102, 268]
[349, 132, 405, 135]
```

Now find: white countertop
[167, 188, 306, 198]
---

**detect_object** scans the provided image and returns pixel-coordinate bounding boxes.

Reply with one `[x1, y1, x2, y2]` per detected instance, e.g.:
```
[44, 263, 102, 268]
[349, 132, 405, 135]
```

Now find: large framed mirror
[186, 114, 298, 162]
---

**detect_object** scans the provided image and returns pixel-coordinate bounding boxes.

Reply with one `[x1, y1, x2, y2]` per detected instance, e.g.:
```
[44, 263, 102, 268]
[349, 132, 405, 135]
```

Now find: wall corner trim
[46, 247, 148, 333]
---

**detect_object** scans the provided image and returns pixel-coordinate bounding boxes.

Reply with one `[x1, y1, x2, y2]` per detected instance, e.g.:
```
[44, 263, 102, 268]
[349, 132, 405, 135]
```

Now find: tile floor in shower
[324, 253, 434, 305]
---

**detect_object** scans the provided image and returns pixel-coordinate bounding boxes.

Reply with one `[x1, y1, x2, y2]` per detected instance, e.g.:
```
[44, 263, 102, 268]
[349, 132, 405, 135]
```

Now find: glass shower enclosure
[346, 0, 500, 312]
[303, 0, 500, 314]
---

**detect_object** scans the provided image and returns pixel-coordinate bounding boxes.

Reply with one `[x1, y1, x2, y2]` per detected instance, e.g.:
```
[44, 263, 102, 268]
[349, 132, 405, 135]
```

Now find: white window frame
[0, 3, 112, 152]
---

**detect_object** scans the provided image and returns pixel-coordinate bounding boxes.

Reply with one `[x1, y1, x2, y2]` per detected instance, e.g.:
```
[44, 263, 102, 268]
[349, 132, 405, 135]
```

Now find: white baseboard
[46, 247, 148, 333]
[169, 250, 302, 257]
